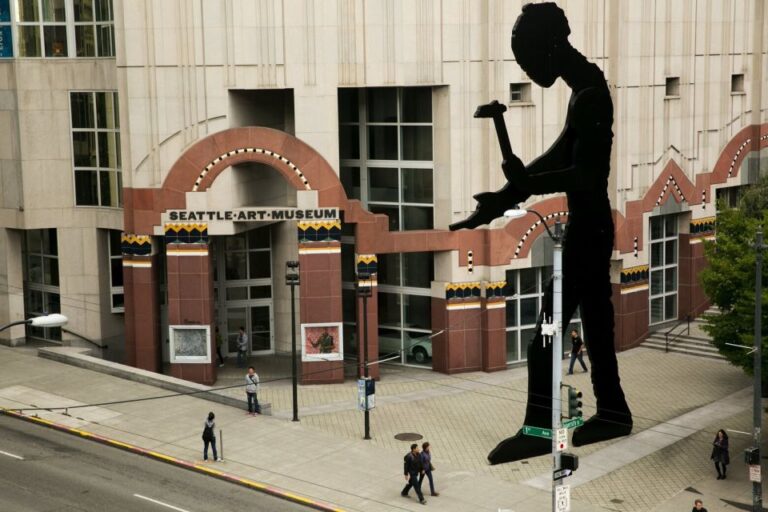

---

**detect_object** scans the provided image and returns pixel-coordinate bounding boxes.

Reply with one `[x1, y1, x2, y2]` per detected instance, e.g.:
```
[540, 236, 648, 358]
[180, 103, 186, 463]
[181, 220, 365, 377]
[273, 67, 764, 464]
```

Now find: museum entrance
[212, 225, 274, 356]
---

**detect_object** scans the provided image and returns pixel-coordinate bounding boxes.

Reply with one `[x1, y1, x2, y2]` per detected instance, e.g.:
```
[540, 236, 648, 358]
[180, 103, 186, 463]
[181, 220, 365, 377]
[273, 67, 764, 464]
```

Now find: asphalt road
[0, 415, 307, 512]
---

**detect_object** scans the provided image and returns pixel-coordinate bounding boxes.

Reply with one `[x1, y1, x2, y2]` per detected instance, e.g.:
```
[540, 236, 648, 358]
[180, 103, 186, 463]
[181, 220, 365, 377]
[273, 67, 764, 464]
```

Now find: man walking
[567, 329, 588, 375]
[401, 443, 426, 505]
[245, 366, 261, 415]
[237, 326, 248, 368]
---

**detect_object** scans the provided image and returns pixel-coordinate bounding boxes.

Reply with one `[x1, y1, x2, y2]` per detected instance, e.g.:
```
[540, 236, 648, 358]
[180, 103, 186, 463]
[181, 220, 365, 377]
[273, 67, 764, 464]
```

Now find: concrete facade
[1, 0, 767, 383]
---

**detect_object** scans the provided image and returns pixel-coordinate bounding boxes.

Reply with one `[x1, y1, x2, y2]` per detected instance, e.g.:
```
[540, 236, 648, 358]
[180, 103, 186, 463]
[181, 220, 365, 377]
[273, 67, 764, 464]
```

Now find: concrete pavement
[0, 343, 765, 511]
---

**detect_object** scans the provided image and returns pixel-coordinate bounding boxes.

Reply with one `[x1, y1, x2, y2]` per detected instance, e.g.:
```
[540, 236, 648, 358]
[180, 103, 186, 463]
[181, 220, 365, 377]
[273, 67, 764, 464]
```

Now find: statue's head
[511, 2, 571, 87]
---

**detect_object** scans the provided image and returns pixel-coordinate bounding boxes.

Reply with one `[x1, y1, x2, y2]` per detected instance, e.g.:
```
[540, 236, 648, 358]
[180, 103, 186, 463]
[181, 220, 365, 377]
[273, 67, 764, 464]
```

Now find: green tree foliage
[700, 181, 768, 396]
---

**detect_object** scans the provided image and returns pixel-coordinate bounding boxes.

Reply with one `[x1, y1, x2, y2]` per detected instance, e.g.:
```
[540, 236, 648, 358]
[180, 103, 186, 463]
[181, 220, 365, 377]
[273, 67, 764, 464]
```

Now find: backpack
[202, 423, 214, 441]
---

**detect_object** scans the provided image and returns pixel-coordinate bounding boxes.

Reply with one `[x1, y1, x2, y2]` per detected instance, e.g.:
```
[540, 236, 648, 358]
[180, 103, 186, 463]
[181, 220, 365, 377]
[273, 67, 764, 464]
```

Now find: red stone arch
[124, 127, 348, 234]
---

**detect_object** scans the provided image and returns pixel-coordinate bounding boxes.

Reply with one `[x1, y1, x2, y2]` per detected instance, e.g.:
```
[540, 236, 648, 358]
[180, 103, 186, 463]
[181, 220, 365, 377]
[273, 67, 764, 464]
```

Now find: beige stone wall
[0, 57, 122, 345]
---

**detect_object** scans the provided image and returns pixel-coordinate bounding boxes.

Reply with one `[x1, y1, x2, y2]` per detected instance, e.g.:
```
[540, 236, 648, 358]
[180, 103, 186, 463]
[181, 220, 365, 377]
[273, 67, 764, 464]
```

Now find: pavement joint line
[0, 407, 347, 512]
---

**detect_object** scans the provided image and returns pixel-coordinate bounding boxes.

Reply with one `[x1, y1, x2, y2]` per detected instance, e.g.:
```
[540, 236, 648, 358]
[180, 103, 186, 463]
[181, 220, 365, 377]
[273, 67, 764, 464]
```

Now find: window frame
[108, 229, 123, 313]
[69, 90, 121, 208]
[23, 228, 62, 342]
[12, 0, 115, 58]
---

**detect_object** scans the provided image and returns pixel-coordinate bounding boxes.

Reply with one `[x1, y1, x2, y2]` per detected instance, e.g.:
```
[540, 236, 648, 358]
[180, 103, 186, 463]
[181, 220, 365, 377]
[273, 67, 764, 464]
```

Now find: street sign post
[523, 425, 553, 439]
[562, 417, 584, 429]
[555, 484, 570, 512]
[556, 428, 568, 452]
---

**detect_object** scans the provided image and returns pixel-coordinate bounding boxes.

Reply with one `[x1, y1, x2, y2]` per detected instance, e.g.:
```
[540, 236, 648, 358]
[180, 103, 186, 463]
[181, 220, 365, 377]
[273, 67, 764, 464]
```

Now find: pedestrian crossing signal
[567, 386, 582, 418]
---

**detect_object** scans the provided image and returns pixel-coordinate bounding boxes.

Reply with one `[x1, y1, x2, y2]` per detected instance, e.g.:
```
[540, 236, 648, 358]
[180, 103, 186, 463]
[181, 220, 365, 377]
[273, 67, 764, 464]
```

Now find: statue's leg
[487, 270, 580, 465]
[570, 229, 633, 446]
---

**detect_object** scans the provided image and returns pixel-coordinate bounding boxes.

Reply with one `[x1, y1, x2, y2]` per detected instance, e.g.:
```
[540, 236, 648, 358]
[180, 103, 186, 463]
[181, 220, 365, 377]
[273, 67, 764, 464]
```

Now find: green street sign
[562, 417, 584, 429]
[523, 425, 553, 439]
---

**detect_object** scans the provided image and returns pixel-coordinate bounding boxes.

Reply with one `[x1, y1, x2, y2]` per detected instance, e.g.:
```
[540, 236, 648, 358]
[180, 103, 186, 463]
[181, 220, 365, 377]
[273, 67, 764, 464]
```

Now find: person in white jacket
[245, 366, 261, 415]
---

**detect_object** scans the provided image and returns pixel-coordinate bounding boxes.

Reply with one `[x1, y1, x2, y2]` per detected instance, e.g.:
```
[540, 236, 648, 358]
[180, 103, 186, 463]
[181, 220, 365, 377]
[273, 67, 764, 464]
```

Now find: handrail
[665, 314, 691, 353]
[62, 328, 108, 351]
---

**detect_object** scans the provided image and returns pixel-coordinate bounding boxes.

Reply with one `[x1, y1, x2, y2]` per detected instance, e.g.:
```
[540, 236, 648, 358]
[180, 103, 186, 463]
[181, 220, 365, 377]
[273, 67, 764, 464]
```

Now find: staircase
[641, 308, 727, 361]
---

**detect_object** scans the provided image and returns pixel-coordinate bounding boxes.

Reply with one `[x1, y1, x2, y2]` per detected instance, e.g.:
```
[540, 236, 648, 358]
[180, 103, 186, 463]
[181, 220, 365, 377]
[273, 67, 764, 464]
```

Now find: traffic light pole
[551, 221, 564, 512]
[752, 230, 763, 512]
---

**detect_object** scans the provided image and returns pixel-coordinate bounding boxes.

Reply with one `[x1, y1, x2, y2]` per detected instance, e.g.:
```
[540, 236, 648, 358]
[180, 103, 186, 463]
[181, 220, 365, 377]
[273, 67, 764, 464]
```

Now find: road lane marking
[0, 450, 24, 460]
[133, 494, 192, 512]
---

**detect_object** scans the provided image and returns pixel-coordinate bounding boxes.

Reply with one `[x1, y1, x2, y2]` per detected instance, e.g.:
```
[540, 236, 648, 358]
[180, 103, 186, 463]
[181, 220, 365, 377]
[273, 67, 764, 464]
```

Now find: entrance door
[225, 303, 273, 356]
[213, 226, 274, 356]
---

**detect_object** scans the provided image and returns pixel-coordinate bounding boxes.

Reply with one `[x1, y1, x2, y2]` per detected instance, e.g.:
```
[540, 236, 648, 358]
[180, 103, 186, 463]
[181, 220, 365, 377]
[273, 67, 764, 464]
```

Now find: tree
[700, 178, 768, 397]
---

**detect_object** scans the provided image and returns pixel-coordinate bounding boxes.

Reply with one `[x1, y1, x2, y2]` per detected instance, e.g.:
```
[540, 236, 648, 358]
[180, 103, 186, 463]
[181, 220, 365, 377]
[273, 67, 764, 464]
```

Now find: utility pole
[551, 220, 564, 512]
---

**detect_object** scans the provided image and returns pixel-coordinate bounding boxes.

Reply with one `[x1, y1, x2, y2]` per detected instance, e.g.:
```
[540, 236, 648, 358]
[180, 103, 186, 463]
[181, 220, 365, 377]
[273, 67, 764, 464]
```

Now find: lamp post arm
[526, 209, 560, 242]
[0, 320, 31, 333]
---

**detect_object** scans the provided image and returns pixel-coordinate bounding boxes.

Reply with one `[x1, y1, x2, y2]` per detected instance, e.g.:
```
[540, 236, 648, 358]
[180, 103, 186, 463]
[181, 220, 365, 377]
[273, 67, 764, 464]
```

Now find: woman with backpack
[710, 429, 729, 479]
[202, 412, 221, 462]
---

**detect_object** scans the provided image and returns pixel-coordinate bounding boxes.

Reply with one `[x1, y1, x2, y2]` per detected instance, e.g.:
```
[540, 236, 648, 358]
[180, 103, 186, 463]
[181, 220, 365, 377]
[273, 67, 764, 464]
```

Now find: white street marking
[133, 494, 192, 512]
[0, 450, 24, 460]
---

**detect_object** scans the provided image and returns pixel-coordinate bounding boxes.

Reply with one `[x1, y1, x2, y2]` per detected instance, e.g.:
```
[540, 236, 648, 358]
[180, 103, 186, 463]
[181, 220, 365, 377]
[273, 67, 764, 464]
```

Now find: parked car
[378, 331, 432, 364]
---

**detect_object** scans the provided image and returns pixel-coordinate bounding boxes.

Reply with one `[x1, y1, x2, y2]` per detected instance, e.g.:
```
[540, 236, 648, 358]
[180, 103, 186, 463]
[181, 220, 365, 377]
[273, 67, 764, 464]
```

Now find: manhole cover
[394, 432, 423, 441]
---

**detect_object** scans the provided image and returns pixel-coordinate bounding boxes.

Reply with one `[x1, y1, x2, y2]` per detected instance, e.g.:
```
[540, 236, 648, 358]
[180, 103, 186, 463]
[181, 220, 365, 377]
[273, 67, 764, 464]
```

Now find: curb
[0, 408, 346, 512]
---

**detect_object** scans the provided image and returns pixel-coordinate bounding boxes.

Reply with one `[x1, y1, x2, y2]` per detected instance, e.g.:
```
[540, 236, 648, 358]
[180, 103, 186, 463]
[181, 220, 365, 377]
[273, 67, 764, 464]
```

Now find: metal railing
[665, 314, 692, 353]
[62, 328, 108, 351]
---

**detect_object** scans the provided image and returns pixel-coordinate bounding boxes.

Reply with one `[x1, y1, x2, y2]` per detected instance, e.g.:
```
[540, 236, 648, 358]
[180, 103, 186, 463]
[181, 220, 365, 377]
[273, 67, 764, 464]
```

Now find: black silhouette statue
[450, 2, 633, 464]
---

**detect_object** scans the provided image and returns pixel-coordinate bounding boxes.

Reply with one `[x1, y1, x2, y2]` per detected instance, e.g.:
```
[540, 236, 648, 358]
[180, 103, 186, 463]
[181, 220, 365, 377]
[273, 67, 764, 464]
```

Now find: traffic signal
[567, 386, 583, 418]
[744, 447, 760, 465]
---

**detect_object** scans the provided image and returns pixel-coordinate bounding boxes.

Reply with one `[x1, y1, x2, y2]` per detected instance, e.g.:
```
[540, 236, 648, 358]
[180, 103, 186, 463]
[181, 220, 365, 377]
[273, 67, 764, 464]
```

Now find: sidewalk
[0, 344, 764, 511]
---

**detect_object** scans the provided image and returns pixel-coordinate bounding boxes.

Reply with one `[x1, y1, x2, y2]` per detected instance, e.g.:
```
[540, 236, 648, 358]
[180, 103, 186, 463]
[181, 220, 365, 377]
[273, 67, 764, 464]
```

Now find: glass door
[226, 307, 247, 355]
[250, 305, 272, 352]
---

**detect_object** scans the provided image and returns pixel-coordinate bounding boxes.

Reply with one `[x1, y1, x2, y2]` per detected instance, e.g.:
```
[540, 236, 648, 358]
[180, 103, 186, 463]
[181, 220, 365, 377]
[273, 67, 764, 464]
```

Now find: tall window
[649, 215, 678, 324]
[73, 0, 113, 56]
[70, 91, 121, 207]
[16, 0, 67, 57]
[14, 0, 114, 57]
[23, 229, 61, 341]
[376, 252, 433, 366]
[108, 230, 123, 312]
[338, 87, 434, 231]
[505, 266, 581, 363]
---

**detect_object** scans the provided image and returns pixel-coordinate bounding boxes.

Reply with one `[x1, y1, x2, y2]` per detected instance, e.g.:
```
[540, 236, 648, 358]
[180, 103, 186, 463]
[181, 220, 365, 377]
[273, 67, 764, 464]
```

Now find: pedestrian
[710, 429, 729, 479]
[401, 443, 426, 505]
[237, 326, 248, 368]
[245, 366, 261, 415]
[567, 329, 588, 375]
[202, 412, 221, 462]
[215, 326, 225, 367]
[691, 498, 707, 512]
[419, 441, 439, 497]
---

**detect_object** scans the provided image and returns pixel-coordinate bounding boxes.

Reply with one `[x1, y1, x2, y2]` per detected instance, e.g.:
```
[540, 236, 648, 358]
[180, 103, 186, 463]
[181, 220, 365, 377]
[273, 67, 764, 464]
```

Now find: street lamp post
[356, 272, 372, 440]
[286, 261, 300, 422]
[505, 208, 564, 512]
[0, 313, 68, 333]
[752, 230, 764, 512]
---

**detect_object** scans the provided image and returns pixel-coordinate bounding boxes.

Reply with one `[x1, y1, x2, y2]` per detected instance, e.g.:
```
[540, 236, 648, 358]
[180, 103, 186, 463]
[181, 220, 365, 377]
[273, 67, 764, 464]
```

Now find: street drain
[394, 432, 423, 441]
[610, 499, 624, 504]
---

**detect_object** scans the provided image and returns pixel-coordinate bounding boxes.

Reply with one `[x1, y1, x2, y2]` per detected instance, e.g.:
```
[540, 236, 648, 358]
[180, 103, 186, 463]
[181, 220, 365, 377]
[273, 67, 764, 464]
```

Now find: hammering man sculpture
[450, 3, 633, 464]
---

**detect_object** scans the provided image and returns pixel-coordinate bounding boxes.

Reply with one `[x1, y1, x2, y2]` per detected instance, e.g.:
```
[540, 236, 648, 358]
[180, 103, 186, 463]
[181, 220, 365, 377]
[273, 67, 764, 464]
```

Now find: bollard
[219, 429, 224, 462]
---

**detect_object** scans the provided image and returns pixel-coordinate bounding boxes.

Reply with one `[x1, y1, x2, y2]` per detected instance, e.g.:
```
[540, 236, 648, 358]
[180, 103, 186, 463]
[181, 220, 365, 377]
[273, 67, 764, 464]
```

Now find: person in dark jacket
[692, 498, 707, 511]
[710, 429, 729, 479]
[202, 412, 220, 462]
[418, 442, 439, 497]
[401, 443, 426, 504]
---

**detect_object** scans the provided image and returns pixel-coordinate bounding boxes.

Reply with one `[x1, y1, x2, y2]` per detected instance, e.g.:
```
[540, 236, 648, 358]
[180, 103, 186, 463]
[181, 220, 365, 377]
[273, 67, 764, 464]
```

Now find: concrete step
[645, 334, 719, 348]
[641, 341, 727, 360]
[643, 338, 721, 353]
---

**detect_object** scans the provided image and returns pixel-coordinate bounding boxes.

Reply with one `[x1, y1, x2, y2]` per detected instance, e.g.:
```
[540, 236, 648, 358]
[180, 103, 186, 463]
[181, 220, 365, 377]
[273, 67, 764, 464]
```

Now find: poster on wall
[169, 325, 211, 363]
[301, 322, 343, 362]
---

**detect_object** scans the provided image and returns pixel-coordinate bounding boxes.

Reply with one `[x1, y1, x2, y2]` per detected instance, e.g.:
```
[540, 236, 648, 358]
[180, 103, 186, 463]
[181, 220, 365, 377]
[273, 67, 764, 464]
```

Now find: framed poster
[169, 325, 211, 363]
[301, 322, 343, 362]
